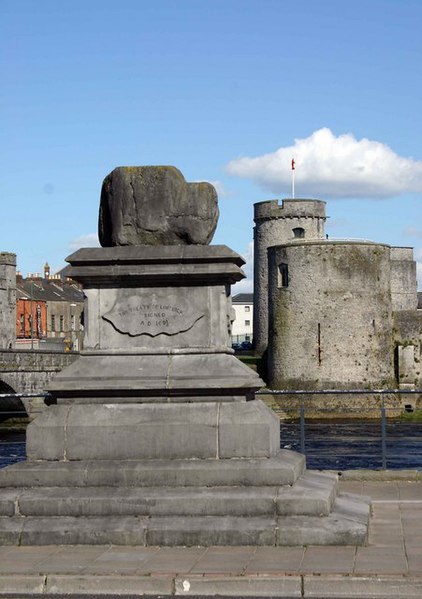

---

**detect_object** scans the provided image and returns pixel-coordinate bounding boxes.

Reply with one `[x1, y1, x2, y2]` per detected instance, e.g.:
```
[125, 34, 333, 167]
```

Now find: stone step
[277, 471, 338, 516]
[0, 471, 337, 519]
[277, 492, 371, 546]
[0, 450, 305, 488]
[0, 493, 370, 546]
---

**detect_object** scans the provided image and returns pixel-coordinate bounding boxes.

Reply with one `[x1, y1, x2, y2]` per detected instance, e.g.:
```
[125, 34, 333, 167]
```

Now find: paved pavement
[0, 478, 421, 598]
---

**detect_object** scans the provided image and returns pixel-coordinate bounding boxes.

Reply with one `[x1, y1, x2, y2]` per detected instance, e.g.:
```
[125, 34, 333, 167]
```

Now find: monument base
[26, 400, 280, 461]
[0, 450, 370, 546]
[0, 239, 371, 546]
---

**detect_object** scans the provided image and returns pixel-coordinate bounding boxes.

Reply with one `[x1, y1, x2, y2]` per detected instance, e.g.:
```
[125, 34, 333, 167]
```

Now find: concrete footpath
[0, 476, 421, 598]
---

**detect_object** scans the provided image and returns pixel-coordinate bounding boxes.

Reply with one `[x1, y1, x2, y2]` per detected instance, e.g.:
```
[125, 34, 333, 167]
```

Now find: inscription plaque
[102, 294, 204, 337]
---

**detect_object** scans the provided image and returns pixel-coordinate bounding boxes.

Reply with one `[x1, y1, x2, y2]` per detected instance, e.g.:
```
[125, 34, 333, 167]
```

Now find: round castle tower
[253, 199, 326, 354]
[267, 240, 395, 390]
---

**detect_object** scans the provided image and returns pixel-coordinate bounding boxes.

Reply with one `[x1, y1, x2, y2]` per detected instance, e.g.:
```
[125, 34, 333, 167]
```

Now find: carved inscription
[102, 294, 204, 337]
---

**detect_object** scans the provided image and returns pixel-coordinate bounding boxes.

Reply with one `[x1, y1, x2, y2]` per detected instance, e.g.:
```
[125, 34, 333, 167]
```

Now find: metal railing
[257, 388, 422, 470]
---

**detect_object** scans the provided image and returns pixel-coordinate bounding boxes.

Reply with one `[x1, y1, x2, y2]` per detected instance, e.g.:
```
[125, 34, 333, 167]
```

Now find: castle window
[293, 227, 305, 238]
[278, 263, 289, 288]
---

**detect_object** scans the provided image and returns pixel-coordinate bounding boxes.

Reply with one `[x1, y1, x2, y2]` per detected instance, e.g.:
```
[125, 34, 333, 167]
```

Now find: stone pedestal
[28, 245, 277, 461]
[0, 244, 371, 546]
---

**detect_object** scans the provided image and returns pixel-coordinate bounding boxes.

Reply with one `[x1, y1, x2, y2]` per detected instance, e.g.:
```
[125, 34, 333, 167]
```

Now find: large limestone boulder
[99, 166, 219, 246]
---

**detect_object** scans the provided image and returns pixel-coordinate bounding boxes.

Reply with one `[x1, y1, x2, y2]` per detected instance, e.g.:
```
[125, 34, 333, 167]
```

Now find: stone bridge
[0, 350, 78, 419]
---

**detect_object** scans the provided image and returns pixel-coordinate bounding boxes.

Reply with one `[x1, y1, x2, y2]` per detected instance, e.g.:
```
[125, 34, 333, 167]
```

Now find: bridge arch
[0, 378, 27, 422]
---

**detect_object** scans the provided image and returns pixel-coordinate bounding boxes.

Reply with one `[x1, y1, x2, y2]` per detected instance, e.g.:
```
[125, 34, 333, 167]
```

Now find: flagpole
[291, 158, 295, 199]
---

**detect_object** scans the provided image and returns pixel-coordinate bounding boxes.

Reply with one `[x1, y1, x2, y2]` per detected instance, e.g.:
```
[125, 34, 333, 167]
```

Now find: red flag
[291, 158, 295, 170]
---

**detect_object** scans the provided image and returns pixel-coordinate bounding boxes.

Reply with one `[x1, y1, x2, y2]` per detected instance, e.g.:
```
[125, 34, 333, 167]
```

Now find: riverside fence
[257, 388, 422, 470]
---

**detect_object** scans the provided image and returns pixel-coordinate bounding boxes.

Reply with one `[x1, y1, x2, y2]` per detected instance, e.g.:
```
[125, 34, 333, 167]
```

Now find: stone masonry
[253, 199, 326, 355]
[0, 253, 16, 350]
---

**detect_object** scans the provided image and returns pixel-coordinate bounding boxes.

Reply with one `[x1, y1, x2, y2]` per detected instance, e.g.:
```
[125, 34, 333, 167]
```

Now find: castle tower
[267, 240, 395, 390]
[253, 199, 326, 355]
[0, 252, 16, 349]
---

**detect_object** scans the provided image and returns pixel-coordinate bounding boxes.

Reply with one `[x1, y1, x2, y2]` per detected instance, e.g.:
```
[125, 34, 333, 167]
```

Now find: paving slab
[45, 573, 173, 595]
[362, 481, 400, 500]
[174, 575, 302, 597]
[0, 574, 46, 594]
[0, 546, 59, 572]
[81, 545, 160, 575]
[40, 545, 144, 574]
[188, 546, 256, 574]
[244, 546, 304, 573]
[335, 480, 364, 495]
[398, 481, 422, 500]
[408, 551, 422, 576]
[368, 521, 404, 546]
[300, 546, 356, 574]
[136, 546, 206, 574]
[304, 575, 422, 597]
[354, 546, 408, 575]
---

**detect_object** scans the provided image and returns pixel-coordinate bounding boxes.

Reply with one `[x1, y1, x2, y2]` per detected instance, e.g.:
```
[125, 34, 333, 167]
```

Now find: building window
[59, 315, 64, 332]
[245, 305, 250, 312]
[71, 314, 76, 331]
[51, 315, 56, 332]
[245, 320, 250, 327]
[293, 227, 305, 238]
[278, 263, 289, 288]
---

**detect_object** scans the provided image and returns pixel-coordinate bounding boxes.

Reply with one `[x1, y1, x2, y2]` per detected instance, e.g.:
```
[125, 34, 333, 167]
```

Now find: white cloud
[404, 226, 422, 239]
[232, 241, 253, 295]
[68, 233, 100, 251]
[226, 128, 422, 199]
[201, 180, 232, 198]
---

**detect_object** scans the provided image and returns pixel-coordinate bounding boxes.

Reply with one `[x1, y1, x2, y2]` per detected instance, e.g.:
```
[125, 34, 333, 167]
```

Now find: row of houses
[15, 263, 84, 351]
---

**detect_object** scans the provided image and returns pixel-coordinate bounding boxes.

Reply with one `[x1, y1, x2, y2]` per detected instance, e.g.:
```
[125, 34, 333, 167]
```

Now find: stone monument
[0, 167, 370, 545]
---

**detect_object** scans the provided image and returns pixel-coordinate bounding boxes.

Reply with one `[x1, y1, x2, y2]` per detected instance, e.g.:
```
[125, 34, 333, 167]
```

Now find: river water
[1, 420, 422, 470]
[280, 419, 422, 470]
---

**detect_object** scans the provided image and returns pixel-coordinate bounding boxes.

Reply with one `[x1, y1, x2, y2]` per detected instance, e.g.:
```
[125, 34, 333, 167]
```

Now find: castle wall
[0, 253, 16, 349]
[253, 199, 326, 354]
[390, 247, 418, 311]
[393, 310, 422, 396]
[267, 241, 395, 390]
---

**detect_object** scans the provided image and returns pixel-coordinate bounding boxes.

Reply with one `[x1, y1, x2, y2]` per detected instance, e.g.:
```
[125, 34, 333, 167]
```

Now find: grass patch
[400, 409, 422, 422]
[0, 417, 29, 432]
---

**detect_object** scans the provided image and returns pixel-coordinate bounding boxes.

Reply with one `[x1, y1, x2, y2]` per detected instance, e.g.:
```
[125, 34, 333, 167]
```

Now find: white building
[231, 293, 253, 344]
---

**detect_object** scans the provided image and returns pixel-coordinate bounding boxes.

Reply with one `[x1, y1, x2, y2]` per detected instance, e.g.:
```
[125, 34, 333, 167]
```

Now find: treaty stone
[98, 166, 219, 246]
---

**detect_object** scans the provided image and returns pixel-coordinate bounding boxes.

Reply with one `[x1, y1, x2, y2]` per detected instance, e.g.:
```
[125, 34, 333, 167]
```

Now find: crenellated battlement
[254, 199, 326, 221]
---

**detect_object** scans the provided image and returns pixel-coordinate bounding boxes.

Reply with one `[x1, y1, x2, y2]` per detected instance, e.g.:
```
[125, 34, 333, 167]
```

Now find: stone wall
[390, 247, 418, 311]
[267, 240, 395, 390]
[0, 253, 16, 350]
[0, 349, 78, 394]
[393, 310, 422, 395]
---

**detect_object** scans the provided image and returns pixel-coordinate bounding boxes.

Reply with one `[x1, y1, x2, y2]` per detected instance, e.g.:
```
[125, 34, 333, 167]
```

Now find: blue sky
[2, 0, 422, 290]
